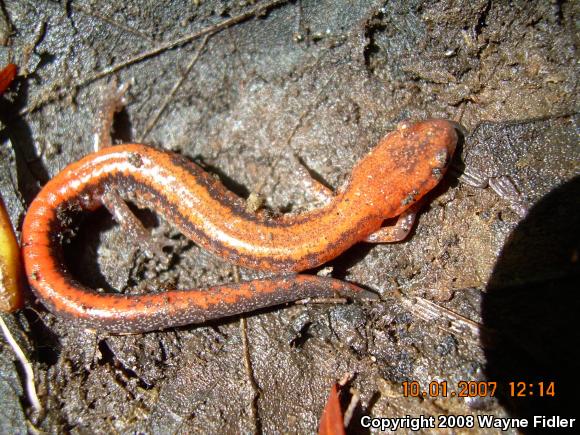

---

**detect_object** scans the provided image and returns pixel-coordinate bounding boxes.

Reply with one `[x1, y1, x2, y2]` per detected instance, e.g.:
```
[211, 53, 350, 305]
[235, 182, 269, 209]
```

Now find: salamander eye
[433, 148, 451, 169]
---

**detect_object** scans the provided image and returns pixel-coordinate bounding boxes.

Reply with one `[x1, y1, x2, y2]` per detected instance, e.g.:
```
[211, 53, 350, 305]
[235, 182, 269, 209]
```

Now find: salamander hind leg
[95, 83, 173, 264]
[101, 190, 173, 264]
[293, 154, 335, 202]
[94, 81, 130, 151]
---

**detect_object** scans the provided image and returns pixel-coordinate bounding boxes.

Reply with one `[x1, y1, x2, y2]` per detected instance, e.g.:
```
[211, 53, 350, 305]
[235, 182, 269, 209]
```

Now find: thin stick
[19, 0, 291, 116]
[139, 34, 210, 142]
[0, 316, 42, 412]
[71, 3, 155, 43]
[294, 297, 348, 305]
[240, 317, 260, 434]
[83, 0, 289, 84]
[254, 69, 337, 194]
[234, 265, 260, 434]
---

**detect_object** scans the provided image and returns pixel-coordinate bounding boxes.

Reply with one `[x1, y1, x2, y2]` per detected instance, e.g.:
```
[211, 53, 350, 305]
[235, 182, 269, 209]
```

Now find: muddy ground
[0, 1, 578, 433]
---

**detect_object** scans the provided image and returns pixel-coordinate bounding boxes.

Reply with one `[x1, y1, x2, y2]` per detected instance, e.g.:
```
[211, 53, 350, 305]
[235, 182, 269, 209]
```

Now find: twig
[240, 317, 260, 434]
[254, 69, 338, 194]
[294, 297, 348, 305]
[234, 266, 261, 434]
[71, 3, 155, 43]
[19, 0, 291, 116]
[343, 388, 360, 427]
[0, 316, 42, 413]
[139, 34, 210, 142]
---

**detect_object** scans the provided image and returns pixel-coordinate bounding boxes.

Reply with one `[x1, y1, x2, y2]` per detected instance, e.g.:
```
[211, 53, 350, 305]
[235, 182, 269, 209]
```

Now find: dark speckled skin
[21, 119, 457, 333]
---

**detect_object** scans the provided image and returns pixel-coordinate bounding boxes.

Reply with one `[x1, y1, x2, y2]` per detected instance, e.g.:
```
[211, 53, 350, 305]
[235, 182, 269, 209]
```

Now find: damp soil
[0, 1, 578, 434]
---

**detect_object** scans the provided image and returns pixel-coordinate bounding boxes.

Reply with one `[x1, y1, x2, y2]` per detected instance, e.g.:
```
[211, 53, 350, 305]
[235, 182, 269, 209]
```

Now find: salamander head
[395, 118, 457, 178]
[348, 119, 458, 217]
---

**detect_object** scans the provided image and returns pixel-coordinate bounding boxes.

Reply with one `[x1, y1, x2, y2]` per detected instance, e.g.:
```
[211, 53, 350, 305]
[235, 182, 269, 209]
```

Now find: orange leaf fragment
[0, 64, 17, 95]
[318, 383, 346, 435]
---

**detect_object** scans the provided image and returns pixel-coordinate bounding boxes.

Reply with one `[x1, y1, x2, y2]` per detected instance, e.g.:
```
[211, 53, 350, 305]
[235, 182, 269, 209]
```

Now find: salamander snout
[424, 119, 457, 168]
[400, 119, 458, 178]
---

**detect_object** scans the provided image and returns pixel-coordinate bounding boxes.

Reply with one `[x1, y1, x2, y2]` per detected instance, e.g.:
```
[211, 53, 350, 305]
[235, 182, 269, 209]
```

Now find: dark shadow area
[329, 242, 374, 282]
[64, 207, 122, 292]
[193, 155, 251, 199]
[20, 308, 61, 366]
[0, 75, 46, 202]
[97, 339, 154, 390]
[482, 176, 579, 432]
[64, 204, 161, 292]
[110, 104, 134, 144]
[289, 321, 313, 348]
[294, 154, 335, 192]
[338, 377, 371, 435]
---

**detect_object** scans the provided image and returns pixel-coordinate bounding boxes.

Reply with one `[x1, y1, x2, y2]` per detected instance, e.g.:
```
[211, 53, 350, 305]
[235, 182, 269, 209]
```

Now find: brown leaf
[318, 383, 346, 435]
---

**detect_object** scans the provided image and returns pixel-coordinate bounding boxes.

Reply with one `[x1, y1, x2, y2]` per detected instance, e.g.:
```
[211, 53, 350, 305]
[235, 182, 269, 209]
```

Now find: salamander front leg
[364, 202, 421, 243]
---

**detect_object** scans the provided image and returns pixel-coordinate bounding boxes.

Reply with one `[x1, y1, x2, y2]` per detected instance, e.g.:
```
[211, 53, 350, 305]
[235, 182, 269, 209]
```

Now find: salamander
[21, 119, 457, 332]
